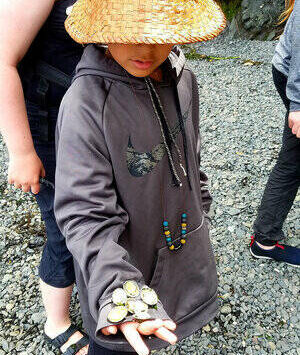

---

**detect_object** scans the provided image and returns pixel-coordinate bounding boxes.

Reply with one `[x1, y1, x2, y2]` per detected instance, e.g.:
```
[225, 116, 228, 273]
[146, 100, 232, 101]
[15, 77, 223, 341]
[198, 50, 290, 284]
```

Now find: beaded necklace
[145, 77, 189, 251]
[124, 68, 189, 251]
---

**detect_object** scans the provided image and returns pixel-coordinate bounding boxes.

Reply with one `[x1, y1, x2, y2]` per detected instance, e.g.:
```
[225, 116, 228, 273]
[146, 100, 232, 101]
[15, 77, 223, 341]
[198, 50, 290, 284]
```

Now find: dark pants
[27, 101, 75, 288]
[253, 66, 300, 242]
[88, 341, 135, 355]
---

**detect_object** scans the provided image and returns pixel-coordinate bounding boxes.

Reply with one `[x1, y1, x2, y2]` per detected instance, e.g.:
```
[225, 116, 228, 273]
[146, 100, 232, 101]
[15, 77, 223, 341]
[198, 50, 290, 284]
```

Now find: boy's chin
[125, 68, 153, 78]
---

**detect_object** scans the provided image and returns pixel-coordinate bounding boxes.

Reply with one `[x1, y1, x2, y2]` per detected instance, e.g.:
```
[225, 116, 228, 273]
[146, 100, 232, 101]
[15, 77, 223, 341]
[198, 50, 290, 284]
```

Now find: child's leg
[35, 183, 88, 353]
[88, 340, 136, 355]
[253, 66, 300, 244]
[27, 101, 88, 353]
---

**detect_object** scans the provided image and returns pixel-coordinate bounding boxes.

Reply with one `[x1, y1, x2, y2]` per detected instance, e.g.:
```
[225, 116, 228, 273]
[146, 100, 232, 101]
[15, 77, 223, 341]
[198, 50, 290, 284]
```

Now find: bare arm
[0, 0, 55, 193]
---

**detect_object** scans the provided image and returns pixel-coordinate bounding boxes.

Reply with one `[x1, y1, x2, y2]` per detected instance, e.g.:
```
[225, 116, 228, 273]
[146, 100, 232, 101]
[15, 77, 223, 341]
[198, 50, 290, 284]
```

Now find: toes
[77, 345, 89, 355]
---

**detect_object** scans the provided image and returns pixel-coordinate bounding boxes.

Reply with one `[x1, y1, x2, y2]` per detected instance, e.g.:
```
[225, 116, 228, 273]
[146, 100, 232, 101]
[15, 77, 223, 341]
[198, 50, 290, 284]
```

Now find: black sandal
[44, 324, 89, 355]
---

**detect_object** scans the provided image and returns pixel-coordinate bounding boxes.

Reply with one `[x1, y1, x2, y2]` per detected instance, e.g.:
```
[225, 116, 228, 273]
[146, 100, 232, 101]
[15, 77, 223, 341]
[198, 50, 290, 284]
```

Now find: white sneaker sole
[250, 248, 300, 268]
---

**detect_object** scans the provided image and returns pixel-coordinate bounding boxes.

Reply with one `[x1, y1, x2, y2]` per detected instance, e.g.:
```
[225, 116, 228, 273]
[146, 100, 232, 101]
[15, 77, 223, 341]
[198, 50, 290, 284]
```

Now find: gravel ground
[0, 37, 299, 355]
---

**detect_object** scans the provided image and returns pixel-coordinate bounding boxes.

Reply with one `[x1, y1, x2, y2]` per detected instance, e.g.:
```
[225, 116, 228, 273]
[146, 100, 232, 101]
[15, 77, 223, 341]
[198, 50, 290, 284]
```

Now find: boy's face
[107, 44, 174, 77]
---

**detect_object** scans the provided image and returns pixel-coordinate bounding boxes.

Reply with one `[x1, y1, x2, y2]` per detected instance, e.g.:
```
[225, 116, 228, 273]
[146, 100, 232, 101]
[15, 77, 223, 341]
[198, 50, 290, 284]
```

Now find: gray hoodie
[272, 0, 300, 112]
[55, 45, 218, 352]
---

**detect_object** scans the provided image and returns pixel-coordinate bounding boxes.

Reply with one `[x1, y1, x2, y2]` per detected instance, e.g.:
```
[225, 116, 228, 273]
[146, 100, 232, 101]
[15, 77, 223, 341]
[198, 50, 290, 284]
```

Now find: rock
[202, 324, 211, 332]
[268, 342, 276, 351]
[225, 0, 285, 41]
[220, 293, 231, 301]
[5, 303, 14, 312]
[31, 312, 44, 324]
[228, 207, 241, 216]
[221, 305, 232, 314]
[1, 340, 9, 352]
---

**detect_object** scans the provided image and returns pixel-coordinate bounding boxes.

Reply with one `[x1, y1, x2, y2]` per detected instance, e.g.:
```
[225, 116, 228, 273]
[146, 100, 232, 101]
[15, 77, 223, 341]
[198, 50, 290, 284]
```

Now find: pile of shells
[107, 281, 158, 323]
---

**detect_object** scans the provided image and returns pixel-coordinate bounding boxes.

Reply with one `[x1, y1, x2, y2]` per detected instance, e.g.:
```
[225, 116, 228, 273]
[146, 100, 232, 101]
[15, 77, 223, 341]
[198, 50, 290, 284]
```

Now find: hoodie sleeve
[54, 79, 170, 338]
[286, 3, 300, 112]
[190, 70, 213, 214]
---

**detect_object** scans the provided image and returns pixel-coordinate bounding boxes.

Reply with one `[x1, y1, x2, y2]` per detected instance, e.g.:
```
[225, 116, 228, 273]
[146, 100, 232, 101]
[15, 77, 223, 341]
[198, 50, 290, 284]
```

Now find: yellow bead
[182, 223, 187, 227]
[169, 245, 175, 250]
[181, 239, 186, 244]
[164, 231, 170, 236]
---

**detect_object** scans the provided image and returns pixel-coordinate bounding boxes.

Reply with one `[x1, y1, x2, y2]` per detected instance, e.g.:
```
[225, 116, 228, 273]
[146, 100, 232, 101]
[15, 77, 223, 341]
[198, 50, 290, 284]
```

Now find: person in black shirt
[0, 1, 88, 354]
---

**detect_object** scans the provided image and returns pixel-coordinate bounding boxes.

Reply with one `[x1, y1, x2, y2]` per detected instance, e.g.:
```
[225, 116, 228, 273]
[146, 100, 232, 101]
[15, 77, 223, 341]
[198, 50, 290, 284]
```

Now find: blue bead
[166, 237, 172, 242]
[163, 221, 168, 227]
[181, 230, 186, 234]
[182, 213, 187, 218]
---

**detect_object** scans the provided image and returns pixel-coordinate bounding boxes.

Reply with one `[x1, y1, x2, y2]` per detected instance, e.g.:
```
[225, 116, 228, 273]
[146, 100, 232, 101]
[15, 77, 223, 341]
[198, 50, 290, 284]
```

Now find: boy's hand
[288, 111, 300, 138]
[102, 319, 177, 355]
[8, 151, 45, 194]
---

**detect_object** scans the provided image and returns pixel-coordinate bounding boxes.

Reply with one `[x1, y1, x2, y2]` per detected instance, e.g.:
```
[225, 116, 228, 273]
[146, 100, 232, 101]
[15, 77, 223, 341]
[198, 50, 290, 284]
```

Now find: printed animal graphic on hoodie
[55, 45, 218, 352]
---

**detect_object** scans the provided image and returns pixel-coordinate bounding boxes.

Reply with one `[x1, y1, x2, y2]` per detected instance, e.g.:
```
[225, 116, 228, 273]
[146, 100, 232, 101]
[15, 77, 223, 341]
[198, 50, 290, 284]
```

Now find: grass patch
[218, 0, 242, 22]
[184, 48, 240, 61]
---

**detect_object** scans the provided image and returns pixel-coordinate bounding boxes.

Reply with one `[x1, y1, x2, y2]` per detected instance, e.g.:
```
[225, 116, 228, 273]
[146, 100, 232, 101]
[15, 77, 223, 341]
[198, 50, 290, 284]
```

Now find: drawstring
[145, 77, 182, 187]
[172, 80, 192, 191]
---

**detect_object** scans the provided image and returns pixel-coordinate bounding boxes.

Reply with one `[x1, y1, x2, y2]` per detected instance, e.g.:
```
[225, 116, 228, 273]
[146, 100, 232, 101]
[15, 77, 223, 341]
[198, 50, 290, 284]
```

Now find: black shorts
[26, 100, 75, 288]
[88, 340, 135, 355]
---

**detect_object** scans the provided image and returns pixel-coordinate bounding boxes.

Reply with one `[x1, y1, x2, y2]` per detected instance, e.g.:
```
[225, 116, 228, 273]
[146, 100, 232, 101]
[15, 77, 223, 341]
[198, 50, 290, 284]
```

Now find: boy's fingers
[101, 326, 118, 336]
[41, 168, 46, 178]
[22, 184, 30, 193]
[137, 319, 163, 335]
[154, 326, 177, 345]
[107, 326, 117, 334]
[14, 182, 22, 189]
[162, 320, 177, 331]
[120, 322, 149, 355]
[101, 327, 110, 336]
[31, 183, 40, 194]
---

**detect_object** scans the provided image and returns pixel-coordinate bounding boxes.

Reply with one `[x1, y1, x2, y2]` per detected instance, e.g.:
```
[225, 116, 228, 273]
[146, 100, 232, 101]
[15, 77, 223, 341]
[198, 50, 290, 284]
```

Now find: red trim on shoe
[250, 236, 255, 247]
[275, 242, 285, 250]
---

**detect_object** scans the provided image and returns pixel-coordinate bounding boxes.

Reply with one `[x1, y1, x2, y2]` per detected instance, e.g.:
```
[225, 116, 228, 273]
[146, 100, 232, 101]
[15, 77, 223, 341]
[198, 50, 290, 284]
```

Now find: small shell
[126, 299, 148, 314]
[107, 306, 128, 323]
[123, 280, 140, 298]
[126, 299, 137, 314]
[112, 288, 127, 306]
[133, 311, 151, 321]
[141, 287, 158, 306]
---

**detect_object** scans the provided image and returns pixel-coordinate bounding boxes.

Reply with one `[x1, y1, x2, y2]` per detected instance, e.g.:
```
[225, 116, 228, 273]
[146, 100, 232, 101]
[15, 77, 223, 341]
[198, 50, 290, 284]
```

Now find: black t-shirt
[23, 0, 83, 107]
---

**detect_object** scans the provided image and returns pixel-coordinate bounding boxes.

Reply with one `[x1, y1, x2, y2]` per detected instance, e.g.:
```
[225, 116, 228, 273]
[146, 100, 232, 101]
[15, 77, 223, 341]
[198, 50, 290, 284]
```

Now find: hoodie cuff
[96, 300, 171, 337]
[289, 101, 300, 113]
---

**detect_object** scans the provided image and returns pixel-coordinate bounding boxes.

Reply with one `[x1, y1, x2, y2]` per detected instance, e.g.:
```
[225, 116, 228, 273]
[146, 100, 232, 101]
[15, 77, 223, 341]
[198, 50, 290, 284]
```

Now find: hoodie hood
[73, 44, 186, 87]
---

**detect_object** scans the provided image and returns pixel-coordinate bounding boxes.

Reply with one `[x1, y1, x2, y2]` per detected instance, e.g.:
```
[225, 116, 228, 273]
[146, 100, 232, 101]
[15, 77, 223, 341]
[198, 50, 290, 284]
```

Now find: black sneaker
[250, 236, 300, 268]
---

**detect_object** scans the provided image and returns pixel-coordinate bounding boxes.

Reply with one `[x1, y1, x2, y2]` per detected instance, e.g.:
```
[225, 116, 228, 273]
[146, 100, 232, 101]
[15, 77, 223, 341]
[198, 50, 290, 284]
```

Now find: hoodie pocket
[149, 218, 218, 321]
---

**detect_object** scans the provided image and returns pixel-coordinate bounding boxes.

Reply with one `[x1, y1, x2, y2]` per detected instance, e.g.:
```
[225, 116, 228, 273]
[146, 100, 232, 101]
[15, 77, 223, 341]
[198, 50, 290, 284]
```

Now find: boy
[55, 0, 226, 354]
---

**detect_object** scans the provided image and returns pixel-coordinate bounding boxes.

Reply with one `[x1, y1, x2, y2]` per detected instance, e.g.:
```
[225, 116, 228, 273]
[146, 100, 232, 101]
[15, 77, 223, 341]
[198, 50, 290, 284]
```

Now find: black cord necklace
[145, 77, 189, 251]
[124, 68, 189, 251]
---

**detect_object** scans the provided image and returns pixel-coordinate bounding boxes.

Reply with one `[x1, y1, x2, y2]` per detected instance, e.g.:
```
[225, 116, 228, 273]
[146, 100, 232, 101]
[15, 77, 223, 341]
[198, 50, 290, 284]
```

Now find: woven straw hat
[65, 0, 226, 44]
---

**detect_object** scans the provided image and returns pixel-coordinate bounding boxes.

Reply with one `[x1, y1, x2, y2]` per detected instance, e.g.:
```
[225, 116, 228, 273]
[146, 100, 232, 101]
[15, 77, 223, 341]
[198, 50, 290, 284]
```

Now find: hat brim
[65, 0, 226, 44]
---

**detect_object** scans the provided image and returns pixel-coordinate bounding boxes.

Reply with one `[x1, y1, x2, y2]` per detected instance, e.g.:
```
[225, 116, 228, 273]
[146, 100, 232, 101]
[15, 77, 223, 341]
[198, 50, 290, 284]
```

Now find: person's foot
[250, 236, 300, 268]
[45, 322, 89, 355]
